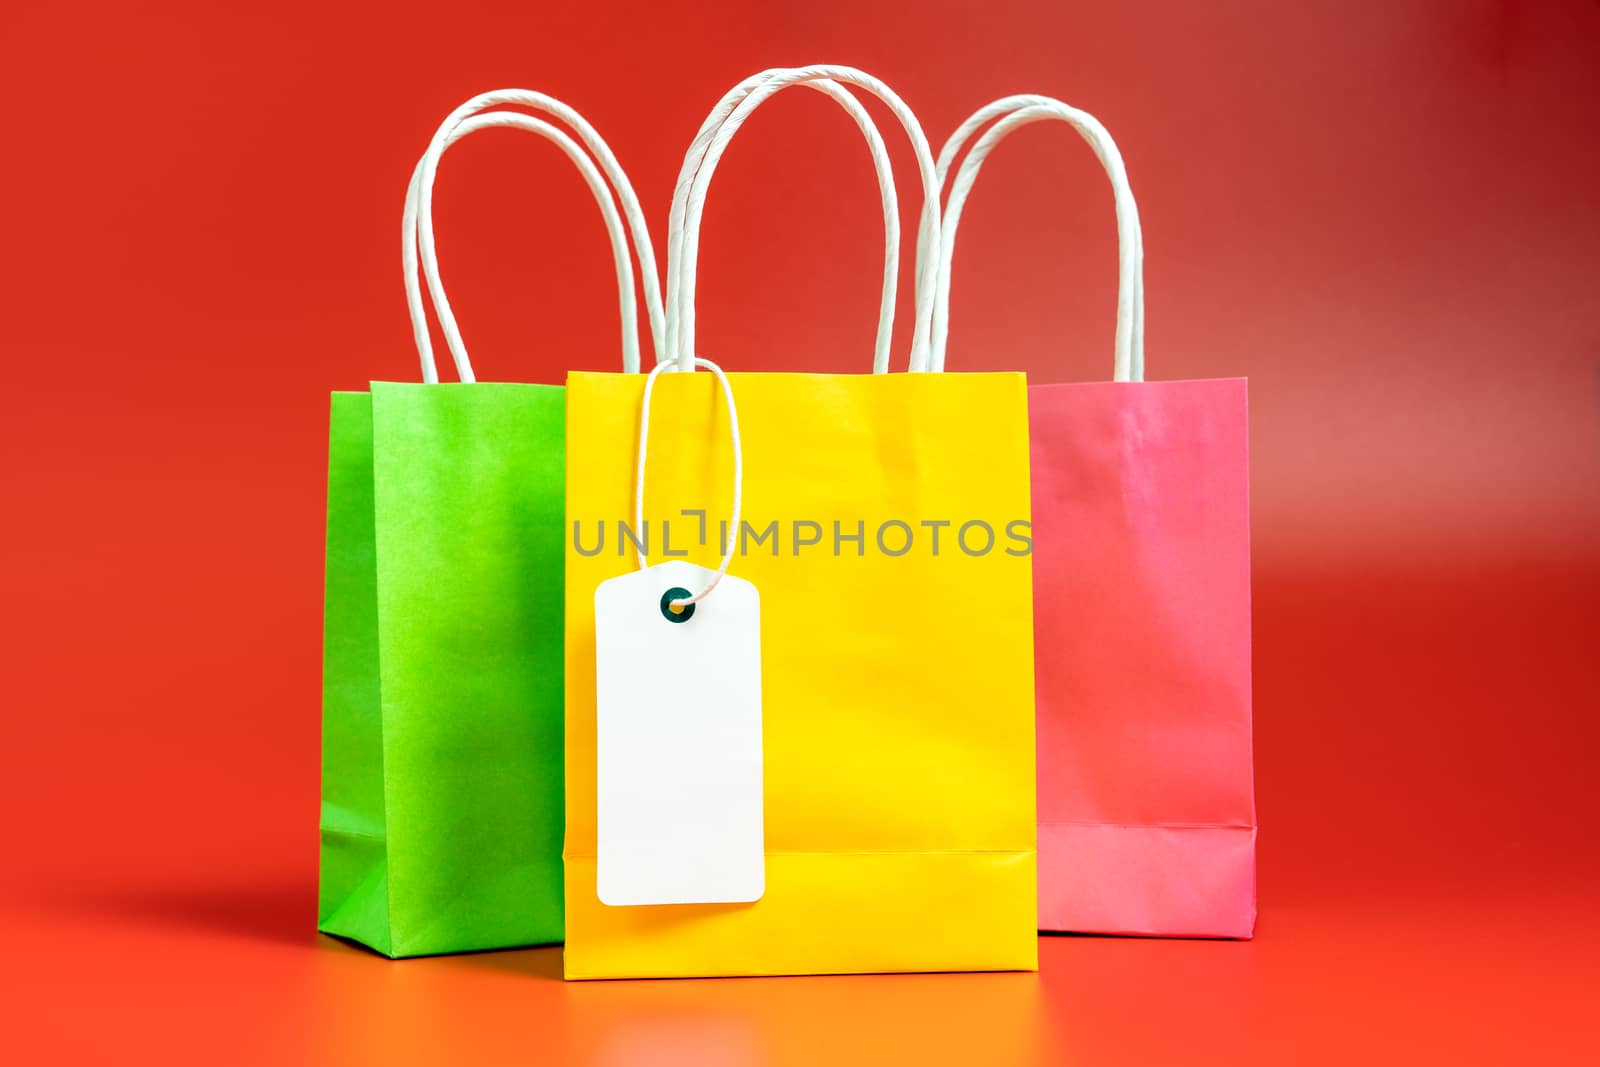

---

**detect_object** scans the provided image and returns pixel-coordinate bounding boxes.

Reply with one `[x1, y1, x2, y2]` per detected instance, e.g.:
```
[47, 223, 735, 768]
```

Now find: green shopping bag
[317, 90, 663, 956]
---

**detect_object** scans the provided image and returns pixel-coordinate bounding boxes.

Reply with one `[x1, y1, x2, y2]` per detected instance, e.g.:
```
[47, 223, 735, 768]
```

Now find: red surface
[3, 0, 1597, 1061]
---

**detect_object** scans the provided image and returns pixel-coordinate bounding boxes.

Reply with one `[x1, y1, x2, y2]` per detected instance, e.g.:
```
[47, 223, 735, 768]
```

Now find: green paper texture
[318, 383, 566, 957]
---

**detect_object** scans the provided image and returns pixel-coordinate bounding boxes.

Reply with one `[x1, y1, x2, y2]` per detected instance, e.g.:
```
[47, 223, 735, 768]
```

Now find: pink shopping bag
[925, 95, 1255, 937]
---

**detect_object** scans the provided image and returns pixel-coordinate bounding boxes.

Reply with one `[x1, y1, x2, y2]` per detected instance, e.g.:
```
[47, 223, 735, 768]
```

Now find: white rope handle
[407, 90, 665, 383]
[633, 358, 743, 608]
[405, 113, 644, 382]
[668, 65, 942, 374]
[665, 70, 901, 373]
[917, 95, 1144, 382]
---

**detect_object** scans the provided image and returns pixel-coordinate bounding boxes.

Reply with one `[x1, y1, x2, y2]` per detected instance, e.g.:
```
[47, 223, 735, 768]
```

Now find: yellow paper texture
[564, 371, 1037, 979]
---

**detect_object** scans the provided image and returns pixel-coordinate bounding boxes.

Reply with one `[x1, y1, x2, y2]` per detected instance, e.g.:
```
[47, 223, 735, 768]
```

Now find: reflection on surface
[307, 938, 1048, 1066]
[15, 879, 1600, 1063]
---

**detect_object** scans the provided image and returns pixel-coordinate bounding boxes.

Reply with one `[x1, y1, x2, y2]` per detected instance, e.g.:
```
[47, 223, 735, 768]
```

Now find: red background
[3, 1, 1597, 1062]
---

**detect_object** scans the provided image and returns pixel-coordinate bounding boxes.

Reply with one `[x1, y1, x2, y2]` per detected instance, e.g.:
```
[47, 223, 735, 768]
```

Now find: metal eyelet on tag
[659, 586, 695, 623]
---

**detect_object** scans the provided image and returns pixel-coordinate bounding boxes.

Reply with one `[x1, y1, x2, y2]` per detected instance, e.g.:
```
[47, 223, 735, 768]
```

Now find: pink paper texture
[1030, 378, 1255, 938]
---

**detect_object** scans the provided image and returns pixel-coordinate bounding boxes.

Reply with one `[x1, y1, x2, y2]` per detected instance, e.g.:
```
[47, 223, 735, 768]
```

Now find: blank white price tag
[594, 559, 764, 906]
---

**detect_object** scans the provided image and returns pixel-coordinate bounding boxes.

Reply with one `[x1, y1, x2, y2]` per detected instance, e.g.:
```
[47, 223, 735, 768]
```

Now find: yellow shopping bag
[561, 66, 1037, 979]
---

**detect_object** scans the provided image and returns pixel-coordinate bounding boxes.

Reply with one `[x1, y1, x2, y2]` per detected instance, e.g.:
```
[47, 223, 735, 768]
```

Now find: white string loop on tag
[633, 358, 743, 609]
[667, 65, 942, 374]
[665, 69, 901, 373]
[914, 95, 1145, 381]
[406, 90, 665, 382]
